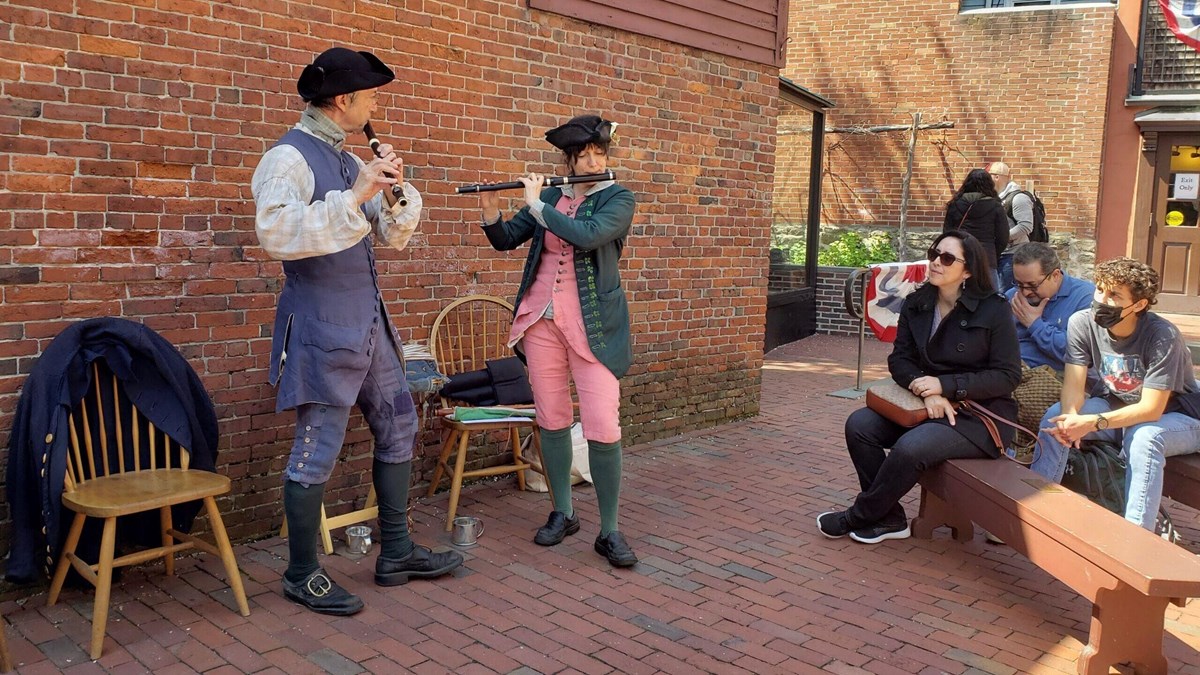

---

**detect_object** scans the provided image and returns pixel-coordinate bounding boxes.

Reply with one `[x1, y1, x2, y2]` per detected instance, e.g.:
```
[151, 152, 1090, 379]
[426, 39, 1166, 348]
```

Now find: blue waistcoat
[267, 129, 404, 411]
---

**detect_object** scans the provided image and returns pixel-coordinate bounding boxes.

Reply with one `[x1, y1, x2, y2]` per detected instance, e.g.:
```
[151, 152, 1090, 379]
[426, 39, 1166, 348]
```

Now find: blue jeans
[844, 407, 991, 526]
[997, 253, 1015, 294]
[1031, 398, 1200, 530]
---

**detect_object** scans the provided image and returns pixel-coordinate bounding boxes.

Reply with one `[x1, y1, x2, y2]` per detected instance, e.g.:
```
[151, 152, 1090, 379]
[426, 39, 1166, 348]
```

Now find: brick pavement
[5, 333, 1200, 674]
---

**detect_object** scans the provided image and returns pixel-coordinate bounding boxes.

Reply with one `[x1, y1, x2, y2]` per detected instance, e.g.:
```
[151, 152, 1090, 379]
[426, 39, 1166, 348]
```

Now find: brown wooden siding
[528, 0, 787, 66]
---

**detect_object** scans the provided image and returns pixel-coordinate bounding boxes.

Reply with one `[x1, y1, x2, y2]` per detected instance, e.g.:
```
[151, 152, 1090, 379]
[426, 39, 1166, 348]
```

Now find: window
[961, 0, 1114, 9]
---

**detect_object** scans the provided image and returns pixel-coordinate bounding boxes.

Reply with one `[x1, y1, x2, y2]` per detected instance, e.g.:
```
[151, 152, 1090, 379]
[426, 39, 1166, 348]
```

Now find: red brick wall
[0, 2, 778, 546]
[781, 2, 1114, 245]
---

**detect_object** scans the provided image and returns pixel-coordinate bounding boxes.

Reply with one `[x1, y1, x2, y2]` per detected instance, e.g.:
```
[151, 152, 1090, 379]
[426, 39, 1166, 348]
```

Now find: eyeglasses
[1014, 270, 1055, 292]
[927, 248, 965, 267]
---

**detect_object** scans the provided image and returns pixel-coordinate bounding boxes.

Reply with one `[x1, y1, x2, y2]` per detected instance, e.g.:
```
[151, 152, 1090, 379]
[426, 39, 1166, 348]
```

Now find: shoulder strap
[958, 201, 975, 228]
[959, 400, 1043, 466]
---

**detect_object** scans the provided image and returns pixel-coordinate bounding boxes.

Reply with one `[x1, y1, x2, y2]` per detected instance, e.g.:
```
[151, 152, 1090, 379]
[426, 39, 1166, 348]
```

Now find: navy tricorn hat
[545, 114, 616, 151]
[297, 47, 395, 102]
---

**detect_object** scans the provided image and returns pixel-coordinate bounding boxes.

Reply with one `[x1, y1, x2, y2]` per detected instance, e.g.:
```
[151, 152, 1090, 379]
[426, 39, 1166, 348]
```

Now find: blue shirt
[1005, 274, 1096, 372]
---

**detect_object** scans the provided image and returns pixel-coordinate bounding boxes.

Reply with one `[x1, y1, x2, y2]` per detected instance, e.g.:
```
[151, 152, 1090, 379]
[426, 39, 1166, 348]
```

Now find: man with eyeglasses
[1005, 243, 1094, 373]
[987, 161, 1034, 292]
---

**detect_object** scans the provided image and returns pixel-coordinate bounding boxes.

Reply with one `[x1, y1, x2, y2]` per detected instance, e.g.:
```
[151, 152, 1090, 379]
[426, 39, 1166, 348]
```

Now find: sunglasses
[1014, 270, 1055, 292]
[927, 248, 965, 267]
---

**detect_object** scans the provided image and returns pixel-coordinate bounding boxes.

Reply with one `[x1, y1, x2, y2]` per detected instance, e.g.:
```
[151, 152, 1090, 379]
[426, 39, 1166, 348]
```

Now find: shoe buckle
[306, 572, 333, 597]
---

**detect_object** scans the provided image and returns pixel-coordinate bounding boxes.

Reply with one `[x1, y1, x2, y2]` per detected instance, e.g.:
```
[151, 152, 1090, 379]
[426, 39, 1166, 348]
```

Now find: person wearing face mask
[817, 231, 1020, 544]
[1005, 243, 1095, 373]
[477, 114, 638, 567]
[1030, 257, 1200, 531]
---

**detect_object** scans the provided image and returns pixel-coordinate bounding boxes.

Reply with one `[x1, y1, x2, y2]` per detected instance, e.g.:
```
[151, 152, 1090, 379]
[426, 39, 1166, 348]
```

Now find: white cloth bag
[522, 422, 592, 491]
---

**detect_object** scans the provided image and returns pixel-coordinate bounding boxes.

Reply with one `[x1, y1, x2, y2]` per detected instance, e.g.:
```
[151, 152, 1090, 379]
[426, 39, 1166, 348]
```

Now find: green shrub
[817, 231, 896, 268]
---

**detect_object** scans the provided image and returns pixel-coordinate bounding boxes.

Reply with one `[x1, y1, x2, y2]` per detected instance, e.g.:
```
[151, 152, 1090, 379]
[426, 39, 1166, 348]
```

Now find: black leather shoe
[593, 531, 638, 568]
[282, 568, 364, 616]
[534, 511, 580, 546]
[375, 546, 464, 586]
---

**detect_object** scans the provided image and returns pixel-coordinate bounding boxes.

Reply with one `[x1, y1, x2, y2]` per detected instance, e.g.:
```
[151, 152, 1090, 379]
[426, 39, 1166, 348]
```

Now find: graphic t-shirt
[1065, 310, 1198, 405]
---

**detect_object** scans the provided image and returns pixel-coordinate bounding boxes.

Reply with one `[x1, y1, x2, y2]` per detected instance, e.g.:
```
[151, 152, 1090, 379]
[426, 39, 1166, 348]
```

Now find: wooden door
[1149, 135, 1200, 313]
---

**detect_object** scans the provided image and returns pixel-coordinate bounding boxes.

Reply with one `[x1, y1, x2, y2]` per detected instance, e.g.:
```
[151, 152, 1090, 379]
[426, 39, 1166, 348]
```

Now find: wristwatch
[1094, 413, 1109, 431]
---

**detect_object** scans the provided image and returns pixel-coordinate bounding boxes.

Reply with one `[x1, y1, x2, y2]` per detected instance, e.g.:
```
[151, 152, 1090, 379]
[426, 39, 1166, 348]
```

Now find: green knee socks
[283, 479, 325, 583]
[540, 426, 575, 516]
[374, 459, 415, 560]
[589, 439, 622, 535]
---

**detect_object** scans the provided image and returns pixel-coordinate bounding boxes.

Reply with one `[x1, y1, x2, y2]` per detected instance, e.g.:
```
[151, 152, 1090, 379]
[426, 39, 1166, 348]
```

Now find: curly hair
[1093, 257, 1159, 311]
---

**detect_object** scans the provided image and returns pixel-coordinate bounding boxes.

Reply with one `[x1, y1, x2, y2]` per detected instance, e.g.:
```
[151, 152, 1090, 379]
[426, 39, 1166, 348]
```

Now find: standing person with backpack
[943, 168, 1008, 282]
[988, 161, 1043, 292]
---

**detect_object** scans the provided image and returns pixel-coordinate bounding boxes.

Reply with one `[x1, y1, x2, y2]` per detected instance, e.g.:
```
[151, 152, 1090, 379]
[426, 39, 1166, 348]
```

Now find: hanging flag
[1160, 0, 1200, 52]
[864, 261, 928, 343]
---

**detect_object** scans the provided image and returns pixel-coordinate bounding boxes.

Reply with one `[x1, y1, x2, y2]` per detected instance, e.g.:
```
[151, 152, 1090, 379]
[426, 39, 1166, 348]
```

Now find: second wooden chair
[426, 295, 552, 530]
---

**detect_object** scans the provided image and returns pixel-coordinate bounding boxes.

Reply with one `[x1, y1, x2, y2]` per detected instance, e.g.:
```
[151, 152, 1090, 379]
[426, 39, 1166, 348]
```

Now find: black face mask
[1091, 301, 1131, 330]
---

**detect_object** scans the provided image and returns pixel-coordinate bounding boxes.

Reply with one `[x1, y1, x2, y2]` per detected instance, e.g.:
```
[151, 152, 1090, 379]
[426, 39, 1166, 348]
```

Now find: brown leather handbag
[865, 381, 929, 427]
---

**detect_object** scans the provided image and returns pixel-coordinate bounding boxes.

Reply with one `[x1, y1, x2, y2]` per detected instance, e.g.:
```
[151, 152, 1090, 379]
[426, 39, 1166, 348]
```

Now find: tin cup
[451, 516, 485, 548]
[345, 525, 373, 555]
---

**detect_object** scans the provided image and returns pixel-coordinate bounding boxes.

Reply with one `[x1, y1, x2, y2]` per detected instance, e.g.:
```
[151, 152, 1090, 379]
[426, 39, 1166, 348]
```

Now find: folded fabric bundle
[452, 406, 537, 422]
[487, 356, 533, 405]
[439, 368, 497, 405]
[437, 355, 534, 406]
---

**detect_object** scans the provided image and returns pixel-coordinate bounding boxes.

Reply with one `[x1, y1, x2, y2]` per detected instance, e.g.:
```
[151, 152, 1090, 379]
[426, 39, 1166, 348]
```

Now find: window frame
[960, 0, 1116, 11]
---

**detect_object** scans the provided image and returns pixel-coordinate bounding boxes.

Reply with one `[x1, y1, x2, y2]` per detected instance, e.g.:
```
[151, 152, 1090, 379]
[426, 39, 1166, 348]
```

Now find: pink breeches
[522, 317, 621, 442]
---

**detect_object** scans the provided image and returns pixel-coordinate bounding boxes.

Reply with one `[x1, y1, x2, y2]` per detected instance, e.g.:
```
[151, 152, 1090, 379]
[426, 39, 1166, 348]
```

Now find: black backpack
[1002, 189, 1048, 243]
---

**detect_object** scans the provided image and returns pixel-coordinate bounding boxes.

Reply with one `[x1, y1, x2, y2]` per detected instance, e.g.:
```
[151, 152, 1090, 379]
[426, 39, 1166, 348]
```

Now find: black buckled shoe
[375, 546, 464, 587]
[594, 531, 638, 568]
[534, 511, 580, 546]
[282, 568, 364, 616]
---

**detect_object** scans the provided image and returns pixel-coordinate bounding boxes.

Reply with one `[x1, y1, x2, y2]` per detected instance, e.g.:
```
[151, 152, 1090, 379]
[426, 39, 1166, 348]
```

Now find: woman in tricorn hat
[477, 114, 639, 567]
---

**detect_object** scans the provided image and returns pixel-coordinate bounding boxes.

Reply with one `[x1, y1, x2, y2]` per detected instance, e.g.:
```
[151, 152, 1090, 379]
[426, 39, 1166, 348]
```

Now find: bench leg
[1077, 586, 1169, 675]
[911, 486, 973, 542]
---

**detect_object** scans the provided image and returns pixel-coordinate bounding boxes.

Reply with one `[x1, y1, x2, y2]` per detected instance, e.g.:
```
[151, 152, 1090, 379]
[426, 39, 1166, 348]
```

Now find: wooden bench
[913, 457, 1200, 675]
[1164, 453, 1200, 513]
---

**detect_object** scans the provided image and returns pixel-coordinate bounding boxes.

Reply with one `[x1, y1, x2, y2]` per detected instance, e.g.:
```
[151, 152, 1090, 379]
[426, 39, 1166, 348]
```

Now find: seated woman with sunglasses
[817, 231, 1021, 543]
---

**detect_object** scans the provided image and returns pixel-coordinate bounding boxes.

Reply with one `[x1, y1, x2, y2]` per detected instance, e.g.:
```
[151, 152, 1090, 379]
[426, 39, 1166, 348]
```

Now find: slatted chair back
[64, 361, 188, 494]
[48, 358, 249, 660]
[429, 294, 515, 397]
[424, 294, 551, 530]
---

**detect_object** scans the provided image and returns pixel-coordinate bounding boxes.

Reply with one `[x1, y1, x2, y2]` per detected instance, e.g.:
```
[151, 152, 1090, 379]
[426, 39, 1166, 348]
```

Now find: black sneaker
[282, 568, 364, 616]
[593, 531, 638, 568]
[817, 511, 853, 539]
[849, 520, 911, 544]
[534, 511, 580, 546]
[375, 546, 464, 586]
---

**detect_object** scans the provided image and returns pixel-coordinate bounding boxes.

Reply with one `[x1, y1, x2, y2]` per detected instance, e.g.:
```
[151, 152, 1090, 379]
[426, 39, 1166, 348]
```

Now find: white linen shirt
[252, 124, 422, 261]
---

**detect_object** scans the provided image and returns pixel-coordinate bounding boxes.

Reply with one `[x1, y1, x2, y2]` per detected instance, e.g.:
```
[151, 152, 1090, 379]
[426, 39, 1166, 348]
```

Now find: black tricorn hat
[545, 114, 615, 151]
[297, 47, 395, 102]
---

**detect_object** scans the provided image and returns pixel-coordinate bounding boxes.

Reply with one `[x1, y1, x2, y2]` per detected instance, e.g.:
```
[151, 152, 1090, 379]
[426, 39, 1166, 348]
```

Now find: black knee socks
[374, 459, 415, 560]
[283, 479, 325, 583]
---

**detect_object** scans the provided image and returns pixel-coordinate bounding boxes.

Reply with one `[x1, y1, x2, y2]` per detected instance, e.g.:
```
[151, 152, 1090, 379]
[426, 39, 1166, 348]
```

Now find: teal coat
[483, 183, 635, 378]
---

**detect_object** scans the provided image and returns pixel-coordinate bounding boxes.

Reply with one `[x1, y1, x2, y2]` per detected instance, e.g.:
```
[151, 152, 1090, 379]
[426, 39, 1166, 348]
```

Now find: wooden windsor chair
[425, 295, 552, 530]
[46, 361, 250, 659]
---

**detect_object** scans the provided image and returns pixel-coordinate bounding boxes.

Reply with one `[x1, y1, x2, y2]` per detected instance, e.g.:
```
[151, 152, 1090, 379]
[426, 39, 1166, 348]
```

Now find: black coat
[943, 193, 1009, 270]
[5, 318, 219, 583]
[888, 284, 1021, 455]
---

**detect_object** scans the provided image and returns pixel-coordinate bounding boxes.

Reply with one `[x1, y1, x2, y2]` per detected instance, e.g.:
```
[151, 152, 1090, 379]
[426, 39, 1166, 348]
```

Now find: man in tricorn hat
[252, 47, 461, 616]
